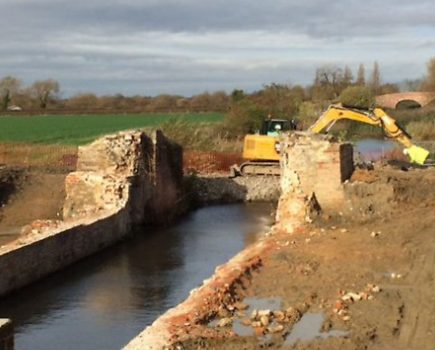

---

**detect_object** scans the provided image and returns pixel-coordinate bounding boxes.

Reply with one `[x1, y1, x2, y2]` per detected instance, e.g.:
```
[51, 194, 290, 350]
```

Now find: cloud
[4, 0, 435, 37]
[0, 0, 434, 95]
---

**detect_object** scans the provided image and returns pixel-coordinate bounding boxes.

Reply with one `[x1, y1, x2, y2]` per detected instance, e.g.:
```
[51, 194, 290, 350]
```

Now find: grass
[0, 143, 78, 172]
[145, 118, 243, 152]
[0, 112, 223, 145]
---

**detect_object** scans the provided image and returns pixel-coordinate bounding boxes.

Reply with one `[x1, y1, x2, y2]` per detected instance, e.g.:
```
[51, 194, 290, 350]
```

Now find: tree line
[224, 59, 435, 135]
[1, 58, 434, 114]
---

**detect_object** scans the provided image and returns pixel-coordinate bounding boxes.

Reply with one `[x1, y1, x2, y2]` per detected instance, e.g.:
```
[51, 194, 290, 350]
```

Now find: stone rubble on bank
[186, 174, 281, 205]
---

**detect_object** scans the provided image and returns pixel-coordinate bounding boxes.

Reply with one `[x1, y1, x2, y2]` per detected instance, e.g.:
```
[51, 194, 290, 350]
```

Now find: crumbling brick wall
[63, 130, 183, 225]
[276, 133, 354, 231]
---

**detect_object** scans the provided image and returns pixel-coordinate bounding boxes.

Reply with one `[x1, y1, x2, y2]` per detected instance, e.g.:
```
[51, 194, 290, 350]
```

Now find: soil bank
[151, 165, 435, 350]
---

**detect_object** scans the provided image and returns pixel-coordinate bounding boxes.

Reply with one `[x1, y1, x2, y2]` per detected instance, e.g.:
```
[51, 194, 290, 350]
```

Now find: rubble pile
[238, 306, 302, 336]
[332, 284, 382, 322]
[187, 175, 281, 205]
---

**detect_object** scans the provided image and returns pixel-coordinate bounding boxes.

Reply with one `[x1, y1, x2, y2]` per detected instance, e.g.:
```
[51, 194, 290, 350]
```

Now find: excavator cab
[260, 119, 298, 136]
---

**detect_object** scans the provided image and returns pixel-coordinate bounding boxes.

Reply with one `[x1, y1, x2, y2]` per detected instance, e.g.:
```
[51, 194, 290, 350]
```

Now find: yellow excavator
[232, 118, 298, 176]
[232, 104, 430, 176]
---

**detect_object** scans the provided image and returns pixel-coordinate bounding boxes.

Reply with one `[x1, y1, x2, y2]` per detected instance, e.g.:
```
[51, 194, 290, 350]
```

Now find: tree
[343, 66, 354, 86]
[30, 79, 60, 109]
[146, 94, 179, 112]
[224, 97, 265, 136]
[256, 83, 303, 117]
[190, 92, 211, 112]
[356, 64, 365, 86]
[209, 91, 230, 111]
[0, 76, 21, 110]
[422, 57, 435, 91]
[312, 65, 345, 99]
[339, 86, 375, 109]
[404, 79, 422, 92]
[223, 84, 301, 136]
[370, 61, 381, 94]
[66, 93, 98, 110]
[231, 89, 245, 102]
[379, 83, 399, 95]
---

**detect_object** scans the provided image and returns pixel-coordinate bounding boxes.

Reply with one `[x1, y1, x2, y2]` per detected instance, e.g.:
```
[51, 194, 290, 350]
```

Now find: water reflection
[354, 139, 397, 161]
[0, 203, 273, 350]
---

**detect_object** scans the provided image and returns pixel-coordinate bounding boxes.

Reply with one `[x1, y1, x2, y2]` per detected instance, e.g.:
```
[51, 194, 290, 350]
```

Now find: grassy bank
[0, 112, 223, 145]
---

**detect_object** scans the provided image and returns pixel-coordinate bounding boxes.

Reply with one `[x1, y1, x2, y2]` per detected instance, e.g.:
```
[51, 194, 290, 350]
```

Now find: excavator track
[239, 162, 281, 176]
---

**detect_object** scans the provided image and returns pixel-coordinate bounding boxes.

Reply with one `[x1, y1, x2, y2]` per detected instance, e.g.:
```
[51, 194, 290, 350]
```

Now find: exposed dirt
[0, 167, 66, 245]
[2, 162, 434, 350]
[179, 165, 435, 350]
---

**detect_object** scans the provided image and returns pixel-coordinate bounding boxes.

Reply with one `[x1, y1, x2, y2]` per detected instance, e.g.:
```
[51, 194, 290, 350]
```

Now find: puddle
[285, 312, 349, 345]
[210, 297, 349, 346]
[233, 297, 282, 337]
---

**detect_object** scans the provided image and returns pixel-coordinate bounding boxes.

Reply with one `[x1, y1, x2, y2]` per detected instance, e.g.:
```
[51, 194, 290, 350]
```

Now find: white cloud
[0, 0, 434, 95]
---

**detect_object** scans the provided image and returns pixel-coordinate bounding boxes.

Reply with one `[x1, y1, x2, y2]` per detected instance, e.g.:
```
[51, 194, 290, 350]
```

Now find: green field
[0, 112, 224, 145]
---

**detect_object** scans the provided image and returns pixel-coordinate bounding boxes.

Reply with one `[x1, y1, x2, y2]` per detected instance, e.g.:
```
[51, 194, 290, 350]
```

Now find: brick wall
[276, 133, 354, 231]
[63, 130, 184, 224]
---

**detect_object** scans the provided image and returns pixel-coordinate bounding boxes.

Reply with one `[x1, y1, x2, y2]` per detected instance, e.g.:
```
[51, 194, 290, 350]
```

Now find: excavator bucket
[405, 145, 430, 165]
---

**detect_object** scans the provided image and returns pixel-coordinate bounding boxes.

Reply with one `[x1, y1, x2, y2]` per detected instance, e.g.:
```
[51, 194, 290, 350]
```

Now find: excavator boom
[309, 105, 430, 165]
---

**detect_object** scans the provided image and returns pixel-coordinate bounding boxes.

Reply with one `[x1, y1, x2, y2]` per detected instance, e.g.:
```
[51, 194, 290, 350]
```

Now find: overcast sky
[1, 0, 434, 96]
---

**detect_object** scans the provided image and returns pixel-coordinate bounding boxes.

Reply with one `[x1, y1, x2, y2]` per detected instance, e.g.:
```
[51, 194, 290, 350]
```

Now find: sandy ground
[0, 168, 66, 245]
[182, 165, 435, 350]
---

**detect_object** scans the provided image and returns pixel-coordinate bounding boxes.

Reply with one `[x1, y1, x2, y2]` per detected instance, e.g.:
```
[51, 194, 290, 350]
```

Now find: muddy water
[0, 203, 274, 350]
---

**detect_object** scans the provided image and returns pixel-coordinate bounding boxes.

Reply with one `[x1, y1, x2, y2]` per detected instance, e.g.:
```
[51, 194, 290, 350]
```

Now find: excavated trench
[0, 202, 274, 350]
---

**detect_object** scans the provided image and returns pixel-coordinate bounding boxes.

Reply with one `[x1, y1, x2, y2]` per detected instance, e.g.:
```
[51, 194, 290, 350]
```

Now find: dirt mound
[0, 167, 67, 245]
[343, 165, 435, 222]
[184, 151, 243, 175]
[0, 167, 23, 207]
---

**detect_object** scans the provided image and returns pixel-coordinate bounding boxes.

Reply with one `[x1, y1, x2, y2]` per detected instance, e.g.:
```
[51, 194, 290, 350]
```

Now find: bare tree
[356, 64, 366, 86]
[314, 66, 344, 98]
[343, 66, 354, 86]
[30, 79, 60, 109]
[370, 61, 381, 94]
[422, 57, 435, 91]
[404, 79, 422, 92]
[65, 93, 98, 110]
[0, 76, 21, 110]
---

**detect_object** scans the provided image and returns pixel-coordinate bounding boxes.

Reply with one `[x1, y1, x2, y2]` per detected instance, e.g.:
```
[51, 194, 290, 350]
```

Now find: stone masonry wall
[64, 131, 153, 223]
[276, 133, 354, 231]
[63, 130, 183, 225]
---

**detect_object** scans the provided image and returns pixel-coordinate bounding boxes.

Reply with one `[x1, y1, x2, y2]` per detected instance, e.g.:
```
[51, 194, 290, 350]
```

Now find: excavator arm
[308, 104, 430, 165]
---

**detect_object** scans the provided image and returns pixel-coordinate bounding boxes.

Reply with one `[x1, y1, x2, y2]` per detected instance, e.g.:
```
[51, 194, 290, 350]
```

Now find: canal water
[353, 138, 397, 161]
[0, 203, 274, 350]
